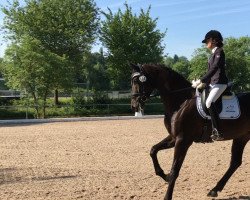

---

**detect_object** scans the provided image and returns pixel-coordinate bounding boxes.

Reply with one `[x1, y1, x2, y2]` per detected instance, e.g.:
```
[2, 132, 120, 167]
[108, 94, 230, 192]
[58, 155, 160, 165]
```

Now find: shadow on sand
[213, 196, 250, 200]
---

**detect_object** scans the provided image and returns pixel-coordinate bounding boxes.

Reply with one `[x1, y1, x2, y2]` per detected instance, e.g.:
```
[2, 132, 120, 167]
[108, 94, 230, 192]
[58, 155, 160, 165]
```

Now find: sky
[1, 0, 250, 59]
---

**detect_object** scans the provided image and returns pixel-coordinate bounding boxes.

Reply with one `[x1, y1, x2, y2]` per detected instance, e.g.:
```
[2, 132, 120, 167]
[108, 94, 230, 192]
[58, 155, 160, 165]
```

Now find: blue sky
[1, 0, 250, 59]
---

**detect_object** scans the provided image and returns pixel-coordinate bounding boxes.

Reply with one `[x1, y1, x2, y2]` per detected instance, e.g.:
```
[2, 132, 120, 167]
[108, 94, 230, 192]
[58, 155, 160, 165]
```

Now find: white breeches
[206, 84, 227, 108]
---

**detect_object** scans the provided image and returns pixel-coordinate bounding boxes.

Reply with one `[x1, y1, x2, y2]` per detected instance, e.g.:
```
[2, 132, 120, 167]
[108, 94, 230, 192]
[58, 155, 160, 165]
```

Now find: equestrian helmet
[202, 30, 223, 43]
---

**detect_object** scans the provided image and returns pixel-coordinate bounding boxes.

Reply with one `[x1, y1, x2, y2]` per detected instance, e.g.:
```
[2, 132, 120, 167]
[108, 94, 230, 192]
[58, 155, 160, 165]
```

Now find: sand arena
[0, 118, 249, 200]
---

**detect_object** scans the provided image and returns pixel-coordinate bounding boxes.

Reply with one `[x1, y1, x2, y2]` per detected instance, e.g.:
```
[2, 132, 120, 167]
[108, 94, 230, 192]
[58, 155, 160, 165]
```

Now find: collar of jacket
[212, 47, 218, 54]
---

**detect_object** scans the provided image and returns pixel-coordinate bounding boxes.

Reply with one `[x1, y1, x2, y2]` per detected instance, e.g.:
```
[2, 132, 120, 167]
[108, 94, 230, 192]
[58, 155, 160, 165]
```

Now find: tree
[173, 54, 179, 64]
[189, 47, 209, 81]
[2, 0, 99, 103]
[1, 36, 70, 118]
[172, 59, 190, 79]
[0, 58, 3, 75]
[100, 3, 166, 89]
[223, 37, 250, 91]
[164, 55, 190, 79]
[164, 56, 174, 68]
[83, 48, 110, 91]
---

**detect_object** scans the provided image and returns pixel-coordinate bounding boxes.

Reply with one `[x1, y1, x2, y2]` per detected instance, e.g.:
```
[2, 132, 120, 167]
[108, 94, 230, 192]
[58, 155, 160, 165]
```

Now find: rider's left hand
[197, 82, 206, 89]
[191, 79, 201, 88]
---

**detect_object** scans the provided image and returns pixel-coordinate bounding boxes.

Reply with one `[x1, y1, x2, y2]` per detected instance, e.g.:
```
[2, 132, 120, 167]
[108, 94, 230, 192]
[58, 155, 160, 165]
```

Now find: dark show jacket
[201, 47, 228, 85]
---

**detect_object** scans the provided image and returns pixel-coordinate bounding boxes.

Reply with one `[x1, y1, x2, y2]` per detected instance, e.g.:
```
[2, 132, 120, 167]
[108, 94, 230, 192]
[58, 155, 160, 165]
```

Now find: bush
[0, 108, 30, 119]
[92, 91, 111, 104]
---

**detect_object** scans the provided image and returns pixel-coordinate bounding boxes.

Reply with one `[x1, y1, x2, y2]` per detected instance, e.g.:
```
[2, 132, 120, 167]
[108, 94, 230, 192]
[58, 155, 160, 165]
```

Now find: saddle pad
[196, 95, 241, 119]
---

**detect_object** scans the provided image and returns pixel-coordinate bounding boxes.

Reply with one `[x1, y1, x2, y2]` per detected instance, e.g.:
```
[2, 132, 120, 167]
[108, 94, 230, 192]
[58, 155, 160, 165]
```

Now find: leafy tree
[2, 0, 99, 103]
[164, 56, 174, 68]
[223, 37, 250, 91]
[0, 58, 8, 90]
[83, 48, 110, 91]
[100, 3, 166, 89]
[173, 54, 179, 63]
[1, 36, 70, 118]
[0, 58, 3, 76]
[2, 0, 99, 55]
[172, 58, 190, 79]
[164, 55, 190, 79]
[189, 47, 209, 81]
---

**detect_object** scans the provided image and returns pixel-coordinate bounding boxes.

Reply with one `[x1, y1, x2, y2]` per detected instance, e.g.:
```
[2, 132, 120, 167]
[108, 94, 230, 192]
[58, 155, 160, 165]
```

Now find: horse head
[130, 63, 155, 112]
[130, 63, 194, 113]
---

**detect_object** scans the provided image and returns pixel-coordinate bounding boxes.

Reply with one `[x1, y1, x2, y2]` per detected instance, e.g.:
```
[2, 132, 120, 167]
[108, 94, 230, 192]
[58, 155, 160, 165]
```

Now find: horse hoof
[207, 190, 218, 197]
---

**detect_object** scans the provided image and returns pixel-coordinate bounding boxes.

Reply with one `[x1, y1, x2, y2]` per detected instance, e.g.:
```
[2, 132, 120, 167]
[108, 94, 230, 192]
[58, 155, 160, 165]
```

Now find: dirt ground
[0, 118, 249, 200]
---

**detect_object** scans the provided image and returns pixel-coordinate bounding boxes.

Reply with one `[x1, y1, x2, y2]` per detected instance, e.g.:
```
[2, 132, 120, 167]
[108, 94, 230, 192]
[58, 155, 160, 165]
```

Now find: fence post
[86, 80, 90, 101]
[25, 90, 28, 119]
[26, 106, 28, 119]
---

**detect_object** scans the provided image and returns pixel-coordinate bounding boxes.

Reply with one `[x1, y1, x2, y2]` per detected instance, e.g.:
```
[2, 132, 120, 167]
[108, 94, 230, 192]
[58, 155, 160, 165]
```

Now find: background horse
[130, 63, 250, 200]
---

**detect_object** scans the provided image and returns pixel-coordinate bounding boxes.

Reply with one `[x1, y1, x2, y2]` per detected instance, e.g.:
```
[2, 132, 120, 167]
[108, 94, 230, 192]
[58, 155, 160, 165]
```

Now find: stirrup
[211, 129, 224, 141]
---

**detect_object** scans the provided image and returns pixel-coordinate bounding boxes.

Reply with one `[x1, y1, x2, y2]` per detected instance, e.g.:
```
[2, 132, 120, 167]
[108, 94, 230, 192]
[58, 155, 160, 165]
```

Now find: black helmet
[202, 30, 223, 43]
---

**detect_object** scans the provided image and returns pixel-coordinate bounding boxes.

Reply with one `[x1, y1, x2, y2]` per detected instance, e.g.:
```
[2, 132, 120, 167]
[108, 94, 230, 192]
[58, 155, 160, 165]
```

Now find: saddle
[196, 83, 241, 119]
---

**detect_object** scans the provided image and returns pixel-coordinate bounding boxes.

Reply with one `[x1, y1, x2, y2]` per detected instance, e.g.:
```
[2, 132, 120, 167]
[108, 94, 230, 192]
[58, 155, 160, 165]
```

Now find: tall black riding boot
[208, 103, 224, 141]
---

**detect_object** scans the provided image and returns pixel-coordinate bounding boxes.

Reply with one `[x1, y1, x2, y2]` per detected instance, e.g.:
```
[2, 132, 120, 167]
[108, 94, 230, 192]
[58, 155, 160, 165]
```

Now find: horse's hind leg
[208, 136, 250, 197]
[150, 135, 175, 182]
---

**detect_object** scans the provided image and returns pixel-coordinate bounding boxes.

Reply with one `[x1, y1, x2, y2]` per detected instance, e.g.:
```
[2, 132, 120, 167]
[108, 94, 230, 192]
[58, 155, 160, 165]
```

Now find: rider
[192, 30, 228, 141]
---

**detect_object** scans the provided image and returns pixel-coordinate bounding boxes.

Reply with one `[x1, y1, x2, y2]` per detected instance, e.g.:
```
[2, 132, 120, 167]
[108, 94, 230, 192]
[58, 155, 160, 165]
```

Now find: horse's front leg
[164, 137, 192, 200]
[207, 137, 249, 197]
[150, 135, 175, 182]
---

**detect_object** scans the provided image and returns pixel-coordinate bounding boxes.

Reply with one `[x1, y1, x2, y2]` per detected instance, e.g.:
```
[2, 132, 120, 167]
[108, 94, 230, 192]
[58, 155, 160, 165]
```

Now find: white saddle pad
[196, 94, 241, 119]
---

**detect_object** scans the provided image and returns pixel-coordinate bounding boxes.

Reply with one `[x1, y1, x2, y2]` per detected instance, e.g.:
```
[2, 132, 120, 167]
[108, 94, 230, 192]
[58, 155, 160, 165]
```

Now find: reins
[167, 87, 194, 95]
[150, 87, 194, 98]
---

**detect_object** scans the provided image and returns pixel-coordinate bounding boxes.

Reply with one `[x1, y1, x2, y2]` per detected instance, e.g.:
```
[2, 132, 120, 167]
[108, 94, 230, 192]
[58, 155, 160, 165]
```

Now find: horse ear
[130, 63, 140, 72]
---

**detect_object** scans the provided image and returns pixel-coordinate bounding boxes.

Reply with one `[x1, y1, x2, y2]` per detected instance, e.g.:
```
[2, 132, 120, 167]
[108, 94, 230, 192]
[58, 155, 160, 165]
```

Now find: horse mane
[142, 63, 194, 113]
[143, 63, 191, 88]
[162, 65, 190, 85]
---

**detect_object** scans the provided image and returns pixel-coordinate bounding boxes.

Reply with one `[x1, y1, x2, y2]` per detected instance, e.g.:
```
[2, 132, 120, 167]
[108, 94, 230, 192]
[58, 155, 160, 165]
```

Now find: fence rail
[0, 90, 21, 98]
[0, 89, 131, 99]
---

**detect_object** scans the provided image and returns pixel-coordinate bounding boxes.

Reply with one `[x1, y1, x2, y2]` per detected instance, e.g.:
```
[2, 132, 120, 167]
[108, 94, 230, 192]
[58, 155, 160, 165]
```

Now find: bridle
[131, 67, 149, 104]
[131, 65, 194, 104]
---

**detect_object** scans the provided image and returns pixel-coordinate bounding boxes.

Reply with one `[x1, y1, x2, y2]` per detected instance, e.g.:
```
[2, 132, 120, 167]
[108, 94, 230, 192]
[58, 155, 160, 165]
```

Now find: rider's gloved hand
[191, 79, 201, 88]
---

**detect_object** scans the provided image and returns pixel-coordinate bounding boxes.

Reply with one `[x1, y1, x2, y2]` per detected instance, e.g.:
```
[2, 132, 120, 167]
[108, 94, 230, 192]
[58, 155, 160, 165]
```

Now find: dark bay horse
[130, 63, 250, 200]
